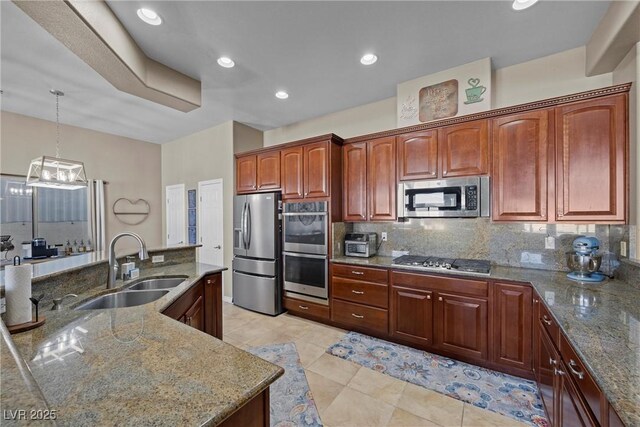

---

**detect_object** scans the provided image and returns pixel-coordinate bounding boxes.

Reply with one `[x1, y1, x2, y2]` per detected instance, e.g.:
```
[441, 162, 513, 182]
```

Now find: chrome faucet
[107, 232, 149, 289]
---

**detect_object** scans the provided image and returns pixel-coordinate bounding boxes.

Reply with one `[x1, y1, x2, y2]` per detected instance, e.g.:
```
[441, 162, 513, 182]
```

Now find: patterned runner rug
[327, 331, 548, 427]
[249, 342, 323, 426]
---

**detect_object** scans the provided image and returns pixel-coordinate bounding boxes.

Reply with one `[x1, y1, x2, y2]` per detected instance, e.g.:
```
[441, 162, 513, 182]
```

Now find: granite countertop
[332, 256, 640, 426]
[2, 262, 283, 426]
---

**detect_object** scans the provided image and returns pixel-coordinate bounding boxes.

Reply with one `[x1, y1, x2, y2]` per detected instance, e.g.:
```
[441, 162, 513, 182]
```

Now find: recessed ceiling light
[275, 91, 289, 100]
[360, 53, 378, 65]
[512, 0, 539, 11]
[137, 8, 162, 25]
[217, 57, 235, 68]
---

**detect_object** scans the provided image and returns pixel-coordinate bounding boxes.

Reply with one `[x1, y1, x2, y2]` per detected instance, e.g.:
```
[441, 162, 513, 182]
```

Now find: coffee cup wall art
[465, 78, 487, 104]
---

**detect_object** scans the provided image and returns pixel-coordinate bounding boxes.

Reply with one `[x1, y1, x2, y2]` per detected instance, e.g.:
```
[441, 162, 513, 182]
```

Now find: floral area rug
[327, 331, 548, 427]
[249, 342, 323, 427]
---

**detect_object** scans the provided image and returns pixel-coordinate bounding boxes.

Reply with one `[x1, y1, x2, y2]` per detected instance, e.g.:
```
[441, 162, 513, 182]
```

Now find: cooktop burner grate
[392, 254, 491, 275]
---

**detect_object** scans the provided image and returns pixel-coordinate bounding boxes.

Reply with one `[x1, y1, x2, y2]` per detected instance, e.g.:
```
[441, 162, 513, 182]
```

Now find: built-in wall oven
[282, 201, 329, 304]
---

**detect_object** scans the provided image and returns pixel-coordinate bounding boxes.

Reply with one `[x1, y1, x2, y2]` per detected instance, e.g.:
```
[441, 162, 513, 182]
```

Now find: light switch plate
[381, 232, 388, 242]
[620, 241, 628, 257]
[152, 255, 165, 263]
[545, 236, 555, 249]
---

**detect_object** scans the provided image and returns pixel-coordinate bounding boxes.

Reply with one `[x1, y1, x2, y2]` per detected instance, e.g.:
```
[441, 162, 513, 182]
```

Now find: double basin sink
[75, 277, 188, 310]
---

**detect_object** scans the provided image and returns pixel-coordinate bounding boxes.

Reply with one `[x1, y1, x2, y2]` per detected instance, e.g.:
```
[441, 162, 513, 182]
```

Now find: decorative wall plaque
[419, 79, 458, 122]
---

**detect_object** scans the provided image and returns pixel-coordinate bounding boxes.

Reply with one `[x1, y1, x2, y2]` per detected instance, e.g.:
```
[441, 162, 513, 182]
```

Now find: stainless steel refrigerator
[232, 192, 283, 315]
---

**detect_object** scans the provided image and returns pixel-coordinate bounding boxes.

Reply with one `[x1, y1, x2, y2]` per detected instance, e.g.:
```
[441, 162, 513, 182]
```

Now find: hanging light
[26, 90, 88, 190]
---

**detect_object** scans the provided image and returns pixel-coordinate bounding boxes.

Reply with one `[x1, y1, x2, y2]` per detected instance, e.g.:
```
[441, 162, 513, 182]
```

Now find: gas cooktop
[392, 255, 491, 275]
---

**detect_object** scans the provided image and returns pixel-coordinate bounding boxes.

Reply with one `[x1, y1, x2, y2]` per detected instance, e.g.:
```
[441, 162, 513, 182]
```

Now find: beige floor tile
[322, 387, 395, 427]
[295, 341, 327, 367]
[462, 404, 528, 427]
[298, 325, 346, 349]
[245, 329, 296, 347]
[396, 383, 464, 427]
[224, 325, 270, 345]
[387, 408, 442, 427]
[305, 370, 345, 413]
[307, 353, 360, 385]
[347, 367, 406, 406]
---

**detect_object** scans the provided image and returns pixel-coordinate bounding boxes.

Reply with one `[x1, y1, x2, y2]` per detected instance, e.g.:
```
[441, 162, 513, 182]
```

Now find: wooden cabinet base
[284, 296, 330, 322]
[219, 388, 270, 427]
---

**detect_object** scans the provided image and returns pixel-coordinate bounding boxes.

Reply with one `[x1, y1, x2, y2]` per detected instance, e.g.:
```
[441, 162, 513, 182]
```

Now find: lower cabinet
[390, 285, 433, 346]
[434, 292, 488, 360]
[162, 273, 223, 339]
[219, 388, 270, 427]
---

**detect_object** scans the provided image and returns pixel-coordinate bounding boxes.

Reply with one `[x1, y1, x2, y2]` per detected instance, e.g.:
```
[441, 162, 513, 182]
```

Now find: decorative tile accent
[327, 332, 547, 427]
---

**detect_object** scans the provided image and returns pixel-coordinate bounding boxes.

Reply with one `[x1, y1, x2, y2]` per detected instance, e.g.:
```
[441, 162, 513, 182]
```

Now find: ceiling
[1, 1, 610, 144]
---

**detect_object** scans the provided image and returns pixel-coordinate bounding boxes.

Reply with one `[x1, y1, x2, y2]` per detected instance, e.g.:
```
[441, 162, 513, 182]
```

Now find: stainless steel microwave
[398, 176, 490, 218]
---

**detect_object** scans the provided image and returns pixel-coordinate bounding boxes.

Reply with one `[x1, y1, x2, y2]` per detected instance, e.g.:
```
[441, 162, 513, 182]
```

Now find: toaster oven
[344, 233, 378, 258]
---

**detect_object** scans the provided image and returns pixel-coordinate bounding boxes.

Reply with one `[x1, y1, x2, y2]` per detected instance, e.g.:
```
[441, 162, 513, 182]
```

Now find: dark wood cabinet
[438, 120, 489, 178]
[367, 137, 396, 221]
[555, 94, 627, 223]
[491, 110, 551, 221]
[558, 359, 597, 427]
[491, 282, 532, 372]
[163, 273, 223, 339]
[342, 142, 368, 221]
[537, 322, 558, 426]
[256, 151, 280, 191]
[397, 130, 438, 180]
[332, 299, 388, 333]
[390, 285, 433, 346]
[434, 292, 488, 360]
[284, 295, 330, 321]
[280, 146, 304, 199]
[236, 155, 258, 193]
[304, 141, 330, 198]
[220, 388, 270, 427]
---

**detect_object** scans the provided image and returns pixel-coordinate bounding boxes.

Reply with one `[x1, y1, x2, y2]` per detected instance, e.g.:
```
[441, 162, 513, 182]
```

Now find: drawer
[332, 263, 389, 284]
[284, 296, 330, 320]
[332, 277, 389, 308]
[332, 299, 388, 332]
[391, 271, 488, 297]
[560, 334, 604, 424]
[538, 302, 560, 347]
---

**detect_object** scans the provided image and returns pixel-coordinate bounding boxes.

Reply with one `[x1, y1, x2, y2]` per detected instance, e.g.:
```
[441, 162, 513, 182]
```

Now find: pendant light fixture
[26, 90, 88, 190]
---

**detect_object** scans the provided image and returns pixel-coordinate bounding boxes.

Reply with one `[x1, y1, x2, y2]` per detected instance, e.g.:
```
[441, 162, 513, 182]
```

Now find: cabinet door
[397, 130, 438, 180]
[280, 146, 304, 199]
[204, 273, 223, 339]
[184, 295, 204, 332]
[491, 110, 550, 221]
[434, 293, 488, 360]
[492, 283, 532, 371]
[538, 324, 559, 426]
[439, 120, 489, 178]
[558, 360, 596, 427]
[236, 155, 257, 193]
[304, 141, 330, 198]
[367, 137, 396, 221]
[256, 151, 281, 190]
[390, 285, 433, 346]
[342, 143, 368, 221]
[555, 95, 627, 222]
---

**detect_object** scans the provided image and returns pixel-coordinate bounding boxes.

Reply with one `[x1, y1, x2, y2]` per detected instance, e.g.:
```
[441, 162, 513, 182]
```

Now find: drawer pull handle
[351, 271, 364, 275]
[542, 315, 553, 326]
[352, 290, 365, 295]
[549, 357, 557, 366]
[299, 305, 309, 310]
[351, 313, 364, 319]
[568, 360, 585, 380]
[427, 295, 431, 300]
[554, 367, 565, 376]
[438, 296, 443, 301]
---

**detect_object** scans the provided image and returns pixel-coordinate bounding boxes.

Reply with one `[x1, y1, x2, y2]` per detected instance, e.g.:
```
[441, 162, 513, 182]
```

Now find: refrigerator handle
[246, 203, 252, 249]
[241, 202, 248, 249]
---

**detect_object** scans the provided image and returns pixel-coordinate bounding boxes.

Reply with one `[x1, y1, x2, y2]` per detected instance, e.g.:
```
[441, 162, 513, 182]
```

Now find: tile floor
[222, 302, 528, 427]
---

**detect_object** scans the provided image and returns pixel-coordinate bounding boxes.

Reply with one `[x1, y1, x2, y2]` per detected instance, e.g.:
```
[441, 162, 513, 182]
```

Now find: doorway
[165, 184, 186, 246]
[198, 179, 224, 266]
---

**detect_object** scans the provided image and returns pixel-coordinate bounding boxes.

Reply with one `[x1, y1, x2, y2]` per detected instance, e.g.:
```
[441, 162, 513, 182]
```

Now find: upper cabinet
[491, 110, 551, 222]
[397, 130, 438, 180]
[280, 146, 304, 199]
[256, 151, 281, 191]
[342, 143, 368, 221]
[439, 120, 489, 178]
[236, 155, 258, 193]
[303, 141, 330, 198]
[555, 95, 627, 223]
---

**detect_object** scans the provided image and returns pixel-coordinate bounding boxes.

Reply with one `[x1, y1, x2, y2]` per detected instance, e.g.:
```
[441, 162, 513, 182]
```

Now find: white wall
[0, 111, 163, 251]
[264, 47, 612, 147]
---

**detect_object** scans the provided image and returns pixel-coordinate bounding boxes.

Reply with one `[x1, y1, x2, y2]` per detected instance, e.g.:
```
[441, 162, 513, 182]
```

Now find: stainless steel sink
[75, 290, 169, 310]
[126, 277, 187, 291]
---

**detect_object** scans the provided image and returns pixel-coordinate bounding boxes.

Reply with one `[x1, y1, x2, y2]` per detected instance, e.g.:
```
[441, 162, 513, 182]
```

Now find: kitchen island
[1, 258, 283, 426]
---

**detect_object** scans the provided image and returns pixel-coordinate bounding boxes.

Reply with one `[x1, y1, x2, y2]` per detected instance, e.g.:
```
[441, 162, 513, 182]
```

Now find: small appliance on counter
[29, 238, 58, 259]
[566, 237, 605, 282]
[345, 233, 378, 258]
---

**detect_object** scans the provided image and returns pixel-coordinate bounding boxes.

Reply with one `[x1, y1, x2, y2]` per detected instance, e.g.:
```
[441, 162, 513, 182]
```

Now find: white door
[166, 184, 186, 246]
[198, 179, 224, 265]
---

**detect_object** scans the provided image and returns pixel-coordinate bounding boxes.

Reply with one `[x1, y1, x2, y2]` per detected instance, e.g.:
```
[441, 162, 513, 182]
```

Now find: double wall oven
[282, 201, 329, 304]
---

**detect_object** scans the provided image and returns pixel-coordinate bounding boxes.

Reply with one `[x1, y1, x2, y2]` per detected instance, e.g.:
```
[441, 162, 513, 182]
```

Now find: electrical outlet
[620, 241, 628, 257]
[545, 236, 555, 249]
[152, 255, 165, 263]
[381, 232, 388, 242]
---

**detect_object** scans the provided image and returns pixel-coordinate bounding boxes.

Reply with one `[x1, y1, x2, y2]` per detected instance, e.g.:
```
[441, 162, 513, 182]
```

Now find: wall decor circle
[112, 198, 150, 225]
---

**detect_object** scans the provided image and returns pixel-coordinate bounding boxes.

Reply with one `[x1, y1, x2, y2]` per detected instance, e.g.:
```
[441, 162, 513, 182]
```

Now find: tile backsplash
[334, 219, 629, 274]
